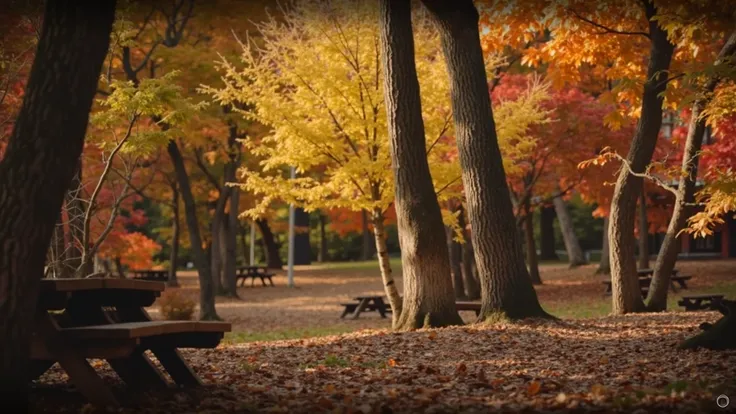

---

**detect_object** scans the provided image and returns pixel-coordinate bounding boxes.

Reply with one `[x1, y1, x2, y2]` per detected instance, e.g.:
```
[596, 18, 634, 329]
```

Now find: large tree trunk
[378, 0, 463, 330]
[553, 196, 588, 267]
[608, 2, 675, 315]
[361, 209, 374, 260]
[0, 0, 116, 407]
[539, 206, 558, 261]
[167, 140, 220, 320]
[168, 184, 180, 287]
[459, 205, 480, 300]
[371, 210, 403, 328]
[294, 207, 311, 265]
[224, 188, 240, 297]
[447, 224, 466, 300]
[422, 0, 549, 320]
[637, 187, 650, 269]
[318, 212, 328, 262]
[597, 216, 611, 275]
[647, 30, 736, 311]
[523, 202, 542, 285]
[256, 218, 283, 268]
[210, 193, 227, 296]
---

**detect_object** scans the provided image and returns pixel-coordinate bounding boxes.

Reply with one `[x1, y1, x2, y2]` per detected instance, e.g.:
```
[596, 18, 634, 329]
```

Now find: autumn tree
[0, 0, 116, 406]
[422, 0, 550, 320]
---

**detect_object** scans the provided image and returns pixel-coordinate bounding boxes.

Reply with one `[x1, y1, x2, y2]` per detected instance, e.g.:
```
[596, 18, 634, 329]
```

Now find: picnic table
[602, 270, 692, 296]
[236, 266, 276, 287]
[31, 278, 231, 407]
[678, 294, 725, 311]
[129, 269, 169, 282]
[340, 296, 391, 319]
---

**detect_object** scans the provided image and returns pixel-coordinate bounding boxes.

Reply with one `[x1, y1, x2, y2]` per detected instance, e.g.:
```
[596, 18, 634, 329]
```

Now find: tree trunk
[459, 205, 480, 300]
[167, 140, 220, 320]
[256, 218, 283, 268]
[0, 0, 116, 407]
[539, 205, 558, 261]
[294, 207, 311, 265]
[647, 30, 736, 311]
[597, 216, 611, 275]
[361, 209, 374, 260]
[637, 187, 650, 269]
[378, 0, 463, 330]
[318, 212, 328, 262]
[422, 0, 549, 320]
[210, 200, 225, 296]
[168, 184, 180, 287]
[523, 201, 542, 285]
[553, 196, 588, 267]
[608, 2, 675, 315]
[371, 210, 403, 328]
[447, 225, 466, 300]
[224, 188, 239, 297]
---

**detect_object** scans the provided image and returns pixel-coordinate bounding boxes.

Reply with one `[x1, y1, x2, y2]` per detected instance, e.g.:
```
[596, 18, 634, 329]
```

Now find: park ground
[32, 260, 736, 412]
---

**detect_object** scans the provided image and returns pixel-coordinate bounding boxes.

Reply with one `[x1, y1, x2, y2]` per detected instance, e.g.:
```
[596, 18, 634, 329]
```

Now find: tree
[0, 0, 116, 406]
[647, 30, 736, 311]
[422, 0, 550, 320]
[378, 0, 463, 329]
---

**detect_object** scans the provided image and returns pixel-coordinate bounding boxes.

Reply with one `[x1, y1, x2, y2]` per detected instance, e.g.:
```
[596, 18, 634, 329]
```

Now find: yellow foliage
[202, 0, 549, 227]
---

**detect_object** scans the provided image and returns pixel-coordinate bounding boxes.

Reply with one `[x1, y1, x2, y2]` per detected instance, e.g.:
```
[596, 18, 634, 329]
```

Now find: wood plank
[62, 321, 198, 339]
[103, 278, 165, 291]
[40, 279, 104, 292]
[194, 321, 232, 333]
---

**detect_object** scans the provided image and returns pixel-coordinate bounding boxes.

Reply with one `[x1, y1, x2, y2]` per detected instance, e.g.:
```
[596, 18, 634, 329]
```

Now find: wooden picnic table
[31, 278, 230, 407]
[602, 271, 691, 296]
[678, 294, 725, 311]
[340, 296, 390, 319]
[637, 268, 679, 277]
[129, 269, 169, 282]
[236, 266, 276, 287]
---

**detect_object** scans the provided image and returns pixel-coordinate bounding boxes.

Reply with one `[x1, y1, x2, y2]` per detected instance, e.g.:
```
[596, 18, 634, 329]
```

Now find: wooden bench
[678, 294, 724, 311]
[236, 266, 276, 287]
[340, 302, 392, 318]
[671, 275, 692, 289]
[341, 296, 391, 319]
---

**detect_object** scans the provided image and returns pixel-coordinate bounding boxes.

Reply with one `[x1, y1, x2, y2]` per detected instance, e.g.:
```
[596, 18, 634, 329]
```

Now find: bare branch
[569, 8, 650, 39]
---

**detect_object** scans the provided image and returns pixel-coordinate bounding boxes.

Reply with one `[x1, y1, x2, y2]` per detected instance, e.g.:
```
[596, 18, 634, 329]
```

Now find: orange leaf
[527, 380, 542, 396]
[387, 359, 397, 367]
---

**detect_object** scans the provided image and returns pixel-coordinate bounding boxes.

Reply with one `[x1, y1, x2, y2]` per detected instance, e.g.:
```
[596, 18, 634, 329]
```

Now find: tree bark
[0, 0, 116, 407]
[647, 30, 736, 311]
[318, 212, 328, 262]
[361, 209, 374, 260]
[224, 188, 239, 297]
[523, 202, 542, 285]
[210, 193, 227, 296]
[378, 0, 463, 330]
[597, 216, 611, 275]
[539, 205, 558, 261]
[256, 218, 283, 268]
[371, 210, 403, 328]
[608, 2, 675, 315]
[553, 196, 588, 267]
[168, 183, 180, 287]
[637, 187, 650, 269]
[294, 207, 311, 265]
[422, 0, 549, 320]
[447, 224, 466, 299]
[459, 205, 480, 300]
[167, 140, 220, 320]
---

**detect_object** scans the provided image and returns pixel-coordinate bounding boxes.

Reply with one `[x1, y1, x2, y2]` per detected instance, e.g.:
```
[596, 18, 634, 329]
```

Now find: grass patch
[224, 326, 356, 344]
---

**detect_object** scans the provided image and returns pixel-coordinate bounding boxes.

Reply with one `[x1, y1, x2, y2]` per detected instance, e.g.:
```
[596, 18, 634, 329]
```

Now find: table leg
[260, 275, 267, 286]
[149, 348, 202, 386]
[351, 298, 370, 320]
[374, 299, 388, 319]
[29, 360, 55, 381]
[35, 313, 119, 407]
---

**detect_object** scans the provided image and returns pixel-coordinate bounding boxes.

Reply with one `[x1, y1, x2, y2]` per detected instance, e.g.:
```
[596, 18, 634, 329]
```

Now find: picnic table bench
[340, 297, 482, 319]
[31, 278, 231, 407]
[129, 269, 169, 282]
[340, 296, 391, 319]
[678, 294, 725, 311]
[236, 266, 276, 287]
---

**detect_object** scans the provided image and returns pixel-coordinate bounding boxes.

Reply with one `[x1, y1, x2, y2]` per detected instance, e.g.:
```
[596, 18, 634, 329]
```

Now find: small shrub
[158, 289, 196, 320]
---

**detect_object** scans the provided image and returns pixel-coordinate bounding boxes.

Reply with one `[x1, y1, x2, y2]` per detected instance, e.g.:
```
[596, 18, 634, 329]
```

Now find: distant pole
[287, 166, 296, 288]
[249, 220, 256, 266]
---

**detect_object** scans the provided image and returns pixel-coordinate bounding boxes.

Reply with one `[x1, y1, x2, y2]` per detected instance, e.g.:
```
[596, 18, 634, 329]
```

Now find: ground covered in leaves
[32, 312, 736, 413]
